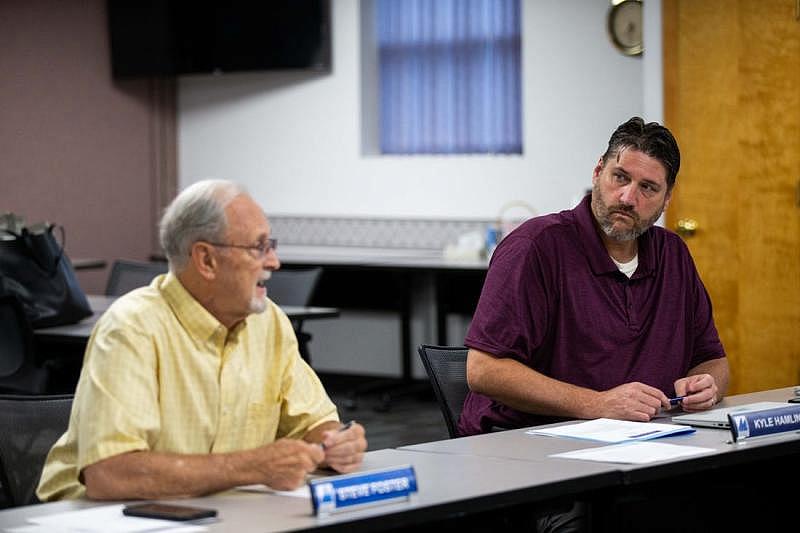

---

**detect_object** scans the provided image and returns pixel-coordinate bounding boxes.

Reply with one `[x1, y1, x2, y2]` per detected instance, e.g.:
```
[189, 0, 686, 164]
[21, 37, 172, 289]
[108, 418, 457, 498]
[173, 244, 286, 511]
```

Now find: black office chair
[105, 260, 168, 296]
[0, 394, 73, 507]
[267, 268, 323, 365]
[417, 344, 469, 438]
[0, 294, 50, 395]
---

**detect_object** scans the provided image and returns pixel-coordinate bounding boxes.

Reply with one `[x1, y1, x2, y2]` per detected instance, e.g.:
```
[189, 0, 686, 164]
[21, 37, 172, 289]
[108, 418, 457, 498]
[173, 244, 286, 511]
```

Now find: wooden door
[663, 0, 800, 394]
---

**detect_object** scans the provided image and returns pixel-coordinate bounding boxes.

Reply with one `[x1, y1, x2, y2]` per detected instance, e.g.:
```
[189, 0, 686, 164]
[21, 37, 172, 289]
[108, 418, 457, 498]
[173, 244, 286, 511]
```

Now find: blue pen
[628, 429, 661, 439]
[668, 396, 685, 406]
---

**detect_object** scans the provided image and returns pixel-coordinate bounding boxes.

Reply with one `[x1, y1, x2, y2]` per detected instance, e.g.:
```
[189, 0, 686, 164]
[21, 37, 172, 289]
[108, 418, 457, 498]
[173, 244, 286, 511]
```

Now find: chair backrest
[417, 345, 469, 439]
[267, 267, 323, 306]
[105, 260, 168, 296]
[0, 294, 48, 395]
[0, 394, 73, 506]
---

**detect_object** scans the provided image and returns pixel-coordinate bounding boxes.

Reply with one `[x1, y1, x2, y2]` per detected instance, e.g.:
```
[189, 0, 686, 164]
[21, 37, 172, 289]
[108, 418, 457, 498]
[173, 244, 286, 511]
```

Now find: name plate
[728, 403, 800, 442]
[309, 465, 418, 516]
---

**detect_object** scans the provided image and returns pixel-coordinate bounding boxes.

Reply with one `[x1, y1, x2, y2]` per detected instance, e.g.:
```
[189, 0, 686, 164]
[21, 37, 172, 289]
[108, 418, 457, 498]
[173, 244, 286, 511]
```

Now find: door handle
[675, 218, 698, 237]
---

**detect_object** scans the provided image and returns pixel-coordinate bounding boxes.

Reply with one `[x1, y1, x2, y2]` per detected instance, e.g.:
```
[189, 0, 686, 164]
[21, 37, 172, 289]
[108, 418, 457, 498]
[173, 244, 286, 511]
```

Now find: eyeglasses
[207, 238, 277, 259]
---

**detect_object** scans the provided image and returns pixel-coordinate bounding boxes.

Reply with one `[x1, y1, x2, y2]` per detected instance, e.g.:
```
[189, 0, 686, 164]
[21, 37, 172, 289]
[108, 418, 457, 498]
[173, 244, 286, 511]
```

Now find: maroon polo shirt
[459, 195, 725, 436]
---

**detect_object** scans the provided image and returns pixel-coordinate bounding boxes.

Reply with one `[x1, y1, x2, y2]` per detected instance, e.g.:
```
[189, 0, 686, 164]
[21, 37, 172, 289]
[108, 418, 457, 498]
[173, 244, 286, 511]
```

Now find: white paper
[235, 484, 310, 499]
[526, 418, 694, 443]
[4, 527, 205, 533]
[26, 504, 207, 532]
[550, 441, 715, 464]
[5, 526, 67, 533]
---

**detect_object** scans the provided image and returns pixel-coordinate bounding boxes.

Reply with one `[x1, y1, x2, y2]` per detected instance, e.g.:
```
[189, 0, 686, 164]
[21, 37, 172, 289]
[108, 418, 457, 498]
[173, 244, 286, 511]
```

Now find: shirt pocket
[243, 401, 281, 449]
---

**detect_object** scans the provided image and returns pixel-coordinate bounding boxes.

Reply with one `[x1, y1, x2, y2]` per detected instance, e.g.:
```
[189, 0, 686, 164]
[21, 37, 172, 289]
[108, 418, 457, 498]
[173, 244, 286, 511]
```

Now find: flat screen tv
[107, 0, 331, 78]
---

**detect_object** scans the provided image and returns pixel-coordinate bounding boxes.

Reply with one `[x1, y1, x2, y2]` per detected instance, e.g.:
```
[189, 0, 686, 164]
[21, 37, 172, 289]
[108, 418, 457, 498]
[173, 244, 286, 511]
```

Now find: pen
[668, 396, 685, 406]
[321, 420, 354, 450]
[628, 429, 661, 439]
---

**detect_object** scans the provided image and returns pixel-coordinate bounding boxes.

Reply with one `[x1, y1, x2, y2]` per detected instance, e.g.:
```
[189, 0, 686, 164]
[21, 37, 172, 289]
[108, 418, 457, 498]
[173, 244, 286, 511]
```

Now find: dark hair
[602, 117, 680, 190]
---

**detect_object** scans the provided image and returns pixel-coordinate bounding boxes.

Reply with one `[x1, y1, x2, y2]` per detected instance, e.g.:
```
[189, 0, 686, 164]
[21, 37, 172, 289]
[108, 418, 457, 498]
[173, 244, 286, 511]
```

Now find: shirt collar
[159, 272, 235, 343]
[573, 194, 656, 279]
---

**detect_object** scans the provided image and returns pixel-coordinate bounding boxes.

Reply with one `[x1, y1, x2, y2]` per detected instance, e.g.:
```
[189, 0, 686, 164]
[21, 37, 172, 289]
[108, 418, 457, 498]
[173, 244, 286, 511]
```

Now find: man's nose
[618, 184, 637, 206]
[263, 248, 281, 270]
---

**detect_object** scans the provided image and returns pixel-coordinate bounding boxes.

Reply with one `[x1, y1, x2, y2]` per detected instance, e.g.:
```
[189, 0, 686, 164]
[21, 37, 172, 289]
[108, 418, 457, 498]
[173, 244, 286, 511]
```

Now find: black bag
[0, 213, 92, 328]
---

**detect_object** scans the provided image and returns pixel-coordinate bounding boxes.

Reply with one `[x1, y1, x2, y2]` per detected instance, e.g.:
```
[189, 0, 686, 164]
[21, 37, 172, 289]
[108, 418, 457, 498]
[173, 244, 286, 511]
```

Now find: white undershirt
[612, 254, 639, 278]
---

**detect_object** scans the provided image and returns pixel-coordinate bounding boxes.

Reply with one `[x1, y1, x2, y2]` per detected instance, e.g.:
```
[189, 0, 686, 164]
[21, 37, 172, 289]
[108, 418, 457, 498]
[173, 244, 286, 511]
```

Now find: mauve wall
[0, 0, 175, 294]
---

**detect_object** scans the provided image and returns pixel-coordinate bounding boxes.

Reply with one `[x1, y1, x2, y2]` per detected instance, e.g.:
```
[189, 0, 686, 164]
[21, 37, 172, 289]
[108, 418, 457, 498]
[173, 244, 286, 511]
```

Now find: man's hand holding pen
[672, 374, 719, 412]
[320, 421, 367, 474]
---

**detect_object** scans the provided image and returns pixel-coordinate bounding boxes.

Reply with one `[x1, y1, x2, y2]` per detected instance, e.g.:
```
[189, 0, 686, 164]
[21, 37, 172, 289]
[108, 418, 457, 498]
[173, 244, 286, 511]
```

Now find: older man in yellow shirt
[37, 180, 367, 501]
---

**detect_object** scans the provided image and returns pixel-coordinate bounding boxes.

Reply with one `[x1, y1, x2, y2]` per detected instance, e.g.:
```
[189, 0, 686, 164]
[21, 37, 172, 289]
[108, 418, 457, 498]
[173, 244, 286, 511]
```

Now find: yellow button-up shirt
[37, 273, 338, 501]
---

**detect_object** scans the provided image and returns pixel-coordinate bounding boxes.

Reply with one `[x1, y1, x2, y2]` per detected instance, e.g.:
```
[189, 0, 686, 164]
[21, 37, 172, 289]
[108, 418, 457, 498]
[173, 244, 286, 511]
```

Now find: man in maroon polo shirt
[460, 117, 729, 437]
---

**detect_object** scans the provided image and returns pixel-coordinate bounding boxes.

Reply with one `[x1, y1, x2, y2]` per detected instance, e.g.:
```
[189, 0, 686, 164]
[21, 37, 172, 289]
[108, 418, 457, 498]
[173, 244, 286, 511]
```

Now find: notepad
[526, 418, 695, 443]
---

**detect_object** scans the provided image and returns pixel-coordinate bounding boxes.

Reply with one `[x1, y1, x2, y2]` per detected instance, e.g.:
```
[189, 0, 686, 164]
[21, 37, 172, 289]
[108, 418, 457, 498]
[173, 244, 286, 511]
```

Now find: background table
[69, 258, 107, 271]
[33, 295, 339, 344]
[32, 295, 339, 393]
[278, 245, 488, 382]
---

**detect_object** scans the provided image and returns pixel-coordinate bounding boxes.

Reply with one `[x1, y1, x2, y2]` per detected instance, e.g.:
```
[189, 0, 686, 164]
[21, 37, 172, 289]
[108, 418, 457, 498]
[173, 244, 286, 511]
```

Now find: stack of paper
[526, 418, 715, 465]
[526, 418, 695, 443]
[550, 441, 715, 464]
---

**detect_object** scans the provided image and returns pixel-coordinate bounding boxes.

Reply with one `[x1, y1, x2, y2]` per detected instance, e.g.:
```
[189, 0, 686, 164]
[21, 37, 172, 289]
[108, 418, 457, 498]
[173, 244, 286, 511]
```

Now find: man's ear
[190, 242, 218, 281]
[592, 157, 604, 184]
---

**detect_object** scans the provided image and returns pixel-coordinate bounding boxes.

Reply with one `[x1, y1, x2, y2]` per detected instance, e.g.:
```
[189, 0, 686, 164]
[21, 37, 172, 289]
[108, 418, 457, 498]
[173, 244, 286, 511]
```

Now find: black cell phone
[122, 503, 217, 521]
[788, 397, 800, 403]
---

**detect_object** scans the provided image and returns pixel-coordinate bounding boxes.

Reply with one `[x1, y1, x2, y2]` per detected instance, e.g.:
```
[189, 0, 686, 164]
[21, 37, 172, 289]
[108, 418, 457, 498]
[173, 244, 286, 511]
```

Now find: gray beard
[591, 186, 665, 242]
[249, 295, 267, 314]
[597, 217, 648, 242]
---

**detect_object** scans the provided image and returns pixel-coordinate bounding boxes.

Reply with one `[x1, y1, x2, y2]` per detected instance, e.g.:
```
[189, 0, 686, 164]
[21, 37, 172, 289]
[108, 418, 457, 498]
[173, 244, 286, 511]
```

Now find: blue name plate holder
[728, 403, 800, 442]
[309, 465, 418, 516]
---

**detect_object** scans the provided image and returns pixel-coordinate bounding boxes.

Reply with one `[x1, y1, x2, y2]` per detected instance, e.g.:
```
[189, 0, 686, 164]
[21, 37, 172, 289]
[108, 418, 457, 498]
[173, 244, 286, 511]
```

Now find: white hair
[159, 180, 248, 272]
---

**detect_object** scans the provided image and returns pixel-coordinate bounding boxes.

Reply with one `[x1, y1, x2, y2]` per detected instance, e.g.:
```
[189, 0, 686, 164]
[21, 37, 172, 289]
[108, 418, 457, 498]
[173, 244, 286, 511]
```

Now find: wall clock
[608, 0, 643, 56]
